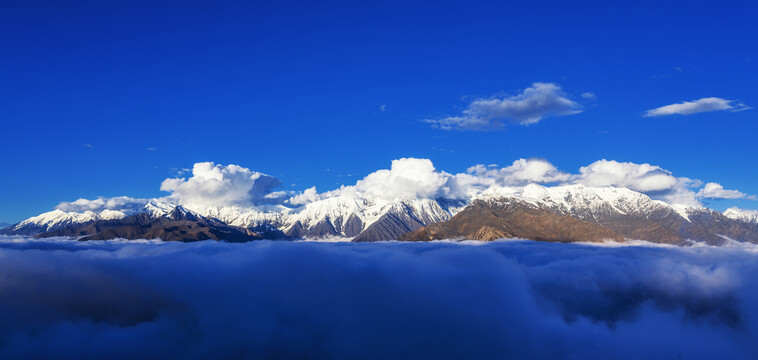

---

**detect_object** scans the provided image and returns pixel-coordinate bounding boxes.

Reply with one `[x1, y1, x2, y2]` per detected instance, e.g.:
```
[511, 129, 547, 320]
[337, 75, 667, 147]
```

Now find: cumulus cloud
[287, 158, 573, 205]
[698, 182, 756, 200]
[284, 158, 753, 208]
[572, 160, 701, 207]
[644, 97, 750, 117]
[56, 196, 150, 214]
[287, 186, 321, 205]
[160, 162, 282, 208]
[0, 238, 756, 359]
[47, 159, 755, 213]
[467, 158, 571, 186]
[575, 160, 681, 192]
[427, 83, 582, 131]
[354, 158, 451, 200]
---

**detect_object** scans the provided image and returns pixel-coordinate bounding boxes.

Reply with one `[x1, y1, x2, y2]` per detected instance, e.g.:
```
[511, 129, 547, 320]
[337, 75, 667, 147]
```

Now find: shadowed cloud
[0, 237, 756, 359]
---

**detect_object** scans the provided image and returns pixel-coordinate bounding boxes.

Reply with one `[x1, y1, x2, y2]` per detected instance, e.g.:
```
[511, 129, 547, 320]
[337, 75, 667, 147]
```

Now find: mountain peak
[724, 207, 758, 224]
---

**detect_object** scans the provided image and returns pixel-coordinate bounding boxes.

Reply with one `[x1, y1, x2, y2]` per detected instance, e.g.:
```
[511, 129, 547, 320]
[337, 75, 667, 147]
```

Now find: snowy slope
[9, 183, 743, 243]
[2, 193, 467, 241]
[3, 209, 132, 235]
[477, 183, 687, 221]
[3, 200, 186, 235]
[724, 208, 758, 224]
[283, 196, 466, 239]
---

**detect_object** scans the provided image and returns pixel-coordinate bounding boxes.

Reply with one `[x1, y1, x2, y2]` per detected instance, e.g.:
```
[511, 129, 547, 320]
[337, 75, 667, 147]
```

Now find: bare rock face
[685, 208, 758, 243]
[399, 199, 623, 243]
[352, 211, 426, 242]
[352, 199, 467, 242]
[400, 193, 758, 245]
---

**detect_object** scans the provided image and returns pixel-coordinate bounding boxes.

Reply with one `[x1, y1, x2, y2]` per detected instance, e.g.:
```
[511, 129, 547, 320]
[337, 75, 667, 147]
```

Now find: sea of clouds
[0, 237, 757, 359]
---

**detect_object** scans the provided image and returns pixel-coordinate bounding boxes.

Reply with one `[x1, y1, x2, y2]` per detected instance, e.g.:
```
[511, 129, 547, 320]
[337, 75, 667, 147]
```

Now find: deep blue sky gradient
[1, 0, 757, 223]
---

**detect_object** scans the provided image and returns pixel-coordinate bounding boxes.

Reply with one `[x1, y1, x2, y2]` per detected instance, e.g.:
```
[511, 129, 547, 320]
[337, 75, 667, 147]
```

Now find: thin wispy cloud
[644, 97, 750, 117]
[426, 82, 583, 131]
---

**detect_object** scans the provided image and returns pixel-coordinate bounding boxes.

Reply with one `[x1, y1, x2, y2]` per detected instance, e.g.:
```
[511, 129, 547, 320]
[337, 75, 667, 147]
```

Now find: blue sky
[1, 0, 757, 223]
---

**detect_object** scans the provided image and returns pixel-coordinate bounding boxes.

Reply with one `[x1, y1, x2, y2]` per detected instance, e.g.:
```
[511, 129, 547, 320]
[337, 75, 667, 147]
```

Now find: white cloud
[575, 160, 680, 192]
[56, 196, 149, 213]
[288, 158, 571, 205]
[697, 182, 755, 200]
[287, 186, 321, 206]
[644, 97, 750, 117]
[3, 238, 757, 359]
[286, 157, 758, 208]
[427, 83, 582, 131]
[354, 158, 451, 201]
[572, 160, 701, 207]
[160, 162, 282, 208]
[57, 159, 758, 213]
[467, 158, 570, 186]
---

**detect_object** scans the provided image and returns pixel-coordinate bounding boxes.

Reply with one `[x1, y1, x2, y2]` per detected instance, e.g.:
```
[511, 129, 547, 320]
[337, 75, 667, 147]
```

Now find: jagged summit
[724, 207, 758, 224]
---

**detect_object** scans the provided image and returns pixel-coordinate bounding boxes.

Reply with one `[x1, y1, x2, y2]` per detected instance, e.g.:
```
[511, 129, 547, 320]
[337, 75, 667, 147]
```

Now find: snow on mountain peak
[475, 183, 688, 220]
[10, 208, 129, 233]
[724, 207, 758, 224]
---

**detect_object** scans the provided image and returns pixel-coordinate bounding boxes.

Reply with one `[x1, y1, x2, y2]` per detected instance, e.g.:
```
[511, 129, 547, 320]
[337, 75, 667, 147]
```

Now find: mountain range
[2, 184, 758, 245]
[400, 184, 758, 245]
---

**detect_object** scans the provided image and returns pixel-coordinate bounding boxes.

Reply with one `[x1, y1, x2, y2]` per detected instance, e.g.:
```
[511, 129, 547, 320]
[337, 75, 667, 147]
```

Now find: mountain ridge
[400, 185, 758, 245]
[3, 184, 757, 245]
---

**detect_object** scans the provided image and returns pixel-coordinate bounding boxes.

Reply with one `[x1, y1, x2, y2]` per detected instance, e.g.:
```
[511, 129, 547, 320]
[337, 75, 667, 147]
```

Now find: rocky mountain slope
[38, 206, 284, 242]
[3, 184, 757, 244]
[1, 197, 464, 242]
[400, 184, 758, 245]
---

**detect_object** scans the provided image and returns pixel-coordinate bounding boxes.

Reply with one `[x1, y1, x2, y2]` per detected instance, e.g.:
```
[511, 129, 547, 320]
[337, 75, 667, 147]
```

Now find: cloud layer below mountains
[54, 157, 754, 213]
[0, 238, 756, 359]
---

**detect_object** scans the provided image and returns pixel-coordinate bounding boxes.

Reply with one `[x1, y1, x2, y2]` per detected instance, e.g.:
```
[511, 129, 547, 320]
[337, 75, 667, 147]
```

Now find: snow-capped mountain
[351, 197, 467, 242]
[3, 209, 132, 235]
[284, 196, 466, 240]
[477, 183, 685, 220]
[1, 195, 467, 242]
[723, 207, 758, 224]
[2, 200, 190, 236]
[402, 183, 758, 245]
[4, 183, 757, 244]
